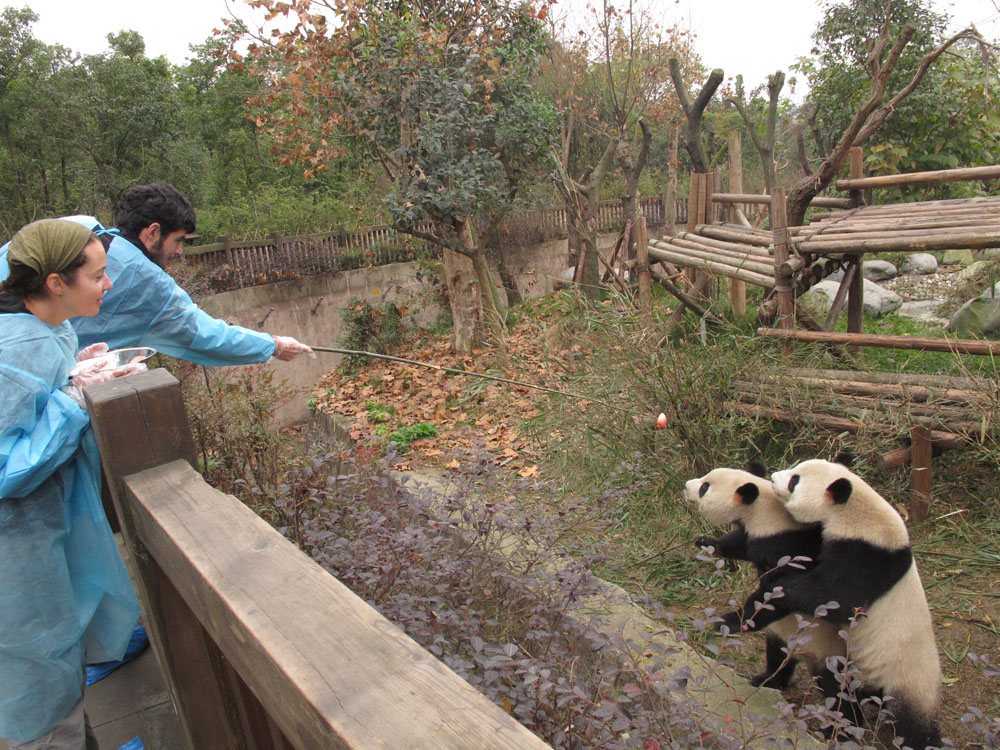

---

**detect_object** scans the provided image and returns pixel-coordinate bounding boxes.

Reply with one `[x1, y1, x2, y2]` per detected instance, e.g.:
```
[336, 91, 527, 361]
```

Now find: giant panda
[684, 463, 845, 690]
[760, 458, 943, 750]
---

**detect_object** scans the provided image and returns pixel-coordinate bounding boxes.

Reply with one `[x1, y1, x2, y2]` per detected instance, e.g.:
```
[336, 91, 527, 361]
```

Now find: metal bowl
[91, 347, 157, 369]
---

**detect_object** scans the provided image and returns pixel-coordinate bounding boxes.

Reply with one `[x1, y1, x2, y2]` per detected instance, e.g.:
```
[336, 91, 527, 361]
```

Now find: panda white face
[771, 459, 854, 524]
[684, 468, 763, 527]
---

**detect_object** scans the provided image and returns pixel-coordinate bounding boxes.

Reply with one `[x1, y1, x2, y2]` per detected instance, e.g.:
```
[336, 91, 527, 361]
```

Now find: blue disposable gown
[0, 217, 276, 366]
[0, 314, 140, 742]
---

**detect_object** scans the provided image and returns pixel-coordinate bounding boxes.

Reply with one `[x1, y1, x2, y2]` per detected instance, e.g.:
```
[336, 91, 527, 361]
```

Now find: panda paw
[693, 535, 716, 549]
[717, 611, 743, 633]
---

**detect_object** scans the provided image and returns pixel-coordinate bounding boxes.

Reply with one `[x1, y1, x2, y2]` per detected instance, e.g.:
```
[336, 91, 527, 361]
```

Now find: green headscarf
[8, 219, 94, 276]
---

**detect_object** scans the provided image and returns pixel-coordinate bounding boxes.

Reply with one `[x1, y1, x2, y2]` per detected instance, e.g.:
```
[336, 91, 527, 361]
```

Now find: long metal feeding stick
[307, 345, 642, 417]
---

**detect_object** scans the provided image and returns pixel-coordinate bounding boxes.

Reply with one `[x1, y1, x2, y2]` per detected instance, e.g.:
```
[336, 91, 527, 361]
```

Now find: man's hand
[272, 336, 316, 361]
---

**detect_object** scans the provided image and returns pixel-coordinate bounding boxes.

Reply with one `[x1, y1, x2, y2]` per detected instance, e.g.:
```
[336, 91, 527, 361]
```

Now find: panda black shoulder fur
[762, 457, 943, 750]
[685, 463, 844, 690]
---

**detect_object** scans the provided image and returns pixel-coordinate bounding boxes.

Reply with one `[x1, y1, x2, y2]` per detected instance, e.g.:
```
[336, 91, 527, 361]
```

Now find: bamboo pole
[734, 375, 989, 406]
[836, 164, 1000, 191]
[824, 263, 857, 332]
[651, 238, 776, 274]
[797, 231, 1000, 254]
[697, 225, 774, 248]
[712, 193, 853, 209]
[729, 130, 747, 318]
[785, 367, 988, 389]
[647, 246, 776, 288]
[771, 188, 794, 354]
[673, 231, 773, 258]
[757, 328, 1000, 355]
[848, 146, 865, 208]
[792, 223, 1000, 243]
[878, 432, 966, 471]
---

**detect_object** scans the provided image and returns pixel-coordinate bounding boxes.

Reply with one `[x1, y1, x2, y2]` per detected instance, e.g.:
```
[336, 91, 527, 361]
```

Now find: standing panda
[760, 458, 943, 750]
[685, 463, 844, 690]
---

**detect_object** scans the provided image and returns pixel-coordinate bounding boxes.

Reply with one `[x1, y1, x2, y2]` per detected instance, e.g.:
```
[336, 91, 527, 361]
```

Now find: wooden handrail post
[86, 370, 260, 749]
[770, 188, 794, 355]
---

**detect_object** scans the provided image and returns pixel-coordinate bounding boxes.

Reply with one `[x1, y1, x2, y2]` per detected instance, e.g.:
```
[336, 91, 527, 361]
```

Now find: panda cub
[685, 463, 844, 690]
[760, 458, 943, 750]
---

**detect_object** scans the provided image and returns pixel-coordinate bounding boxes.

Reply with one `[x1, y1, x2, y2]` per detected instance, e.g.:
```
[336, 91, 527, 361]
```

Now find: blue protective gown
[0, 216, 276, 366]
[0, 314, 140, 743]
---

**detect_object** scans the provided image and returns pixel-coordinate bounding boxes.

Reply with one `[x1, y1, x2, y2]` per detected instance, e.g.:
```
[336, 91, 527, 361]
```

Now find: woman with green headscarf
[0, 219, 141, 749]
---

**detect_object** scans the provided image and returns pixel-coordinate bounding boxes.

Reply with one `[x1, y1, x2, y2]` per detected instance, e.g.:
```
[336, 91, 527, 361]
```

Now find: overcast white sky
[18, 0, 1000, 90]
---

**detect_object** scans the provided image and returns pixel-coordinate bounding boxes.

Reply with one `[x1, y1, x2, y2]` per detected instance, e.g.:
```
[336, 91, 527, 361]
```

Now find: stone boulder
[862, 259, 897, 281]
[800, 278, 902, 319]
[949, 281, 1000, 338]
[900, 253, 938, 275]
[942, 248, 975, 266]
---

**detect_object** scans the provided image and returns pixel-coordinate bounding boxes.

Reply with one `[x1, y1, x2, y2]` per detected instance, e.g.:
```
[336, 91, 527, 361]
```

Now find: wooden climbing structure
[637, 153, 1000, 520]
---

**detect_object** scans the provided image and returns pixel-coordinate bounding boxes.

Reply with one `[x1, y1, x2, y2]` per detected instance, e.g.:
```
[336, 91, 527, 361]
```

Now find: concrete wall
[201, 234, 618, 427]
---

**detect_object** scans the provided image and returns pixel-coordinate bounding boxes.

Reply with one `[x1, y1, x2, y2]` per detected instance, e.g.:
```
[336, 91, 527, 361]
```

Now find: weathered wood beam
[757, 328, 1000, 356]
[835, 164, 1000, 191]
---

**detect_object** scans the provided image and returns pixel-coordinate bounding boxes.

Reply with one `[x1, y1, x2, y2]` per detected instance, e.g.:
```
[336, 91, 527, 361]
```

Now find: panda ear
[833, 451, 855, 468]
[746, 461, 767, 478]
[827, 477, 852, 504]
[736, 482, 760, 505]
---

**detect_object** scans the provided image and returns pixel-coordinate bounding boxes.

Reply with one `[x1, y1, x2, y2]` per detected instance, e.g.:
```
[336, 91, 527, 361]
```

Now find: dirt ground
[312, 307, 999, 748]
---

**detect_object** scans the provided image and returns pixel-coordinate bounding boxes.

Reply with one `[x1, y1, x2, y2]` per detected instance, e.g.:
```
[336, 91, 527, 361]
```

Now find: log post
[636, 215, 652, 314]
[848, 146, 865, 208]
[909, 424, 932, 522]
[771, 188, 794, 354]
[846, 253, 864, 355]
[86, 370, 264, 749]
[728, 130, 747, 316]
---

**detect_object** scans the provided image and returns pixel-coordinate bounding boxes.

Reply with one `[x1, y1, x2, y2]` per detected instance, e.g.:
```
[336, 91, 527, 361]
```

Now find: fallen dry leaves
[311, 315, 580, 472]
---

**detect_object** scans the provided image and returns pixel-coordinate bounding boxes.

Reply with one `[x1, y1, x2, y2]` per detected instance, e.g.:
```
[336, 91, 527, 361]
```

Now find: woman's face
[60, 239, 112, 317]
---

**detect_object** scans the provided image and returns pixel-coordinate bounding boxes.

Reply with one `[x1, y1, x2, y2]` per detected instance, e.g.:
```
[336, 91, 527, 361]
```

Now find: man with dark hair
[112, 182, 197, 269]
[0, 182, 313, 365]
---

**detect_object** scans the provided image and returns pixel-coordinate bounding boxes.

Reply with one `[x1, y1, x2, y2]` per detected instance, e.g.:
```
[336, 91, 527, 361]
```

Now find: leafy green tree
[784, 0, 991, 224]
[243, 0, 558, 352]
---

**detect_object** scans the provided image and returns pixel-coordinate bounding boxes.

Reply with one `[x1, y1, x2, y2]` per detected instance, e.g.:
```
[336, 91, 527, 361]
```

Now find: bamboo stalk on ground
[784, 367, 992, 390]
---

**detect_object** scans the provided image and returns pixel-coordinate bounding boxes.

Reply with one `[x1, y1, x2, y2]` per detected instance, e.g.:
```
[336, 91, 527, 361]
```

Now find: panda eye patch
[699, 481, 710, 498]
[788, 474, 800, 492]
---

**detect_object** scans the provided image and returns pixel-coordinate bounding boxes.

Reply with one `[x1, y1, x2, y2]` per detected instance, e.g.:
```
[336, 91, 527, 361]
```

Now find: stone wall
[201, 233, 618, 427]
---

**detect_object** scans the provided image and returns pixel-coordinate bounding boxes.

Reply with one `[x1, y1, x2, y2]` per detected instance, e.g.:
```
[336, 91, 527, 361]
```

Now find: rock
[800, 278, 902, 319]
[956, 261, 989, 284]
[825, 269, 845, 282]
[898, 300, 948, 327]
[900, 253, 938, 275]
[942, 249, 975, 266]
[948, 296, 1000, 338]
[978, 280, 1000, 300]
[982, 247, 1000, 260]
[862, 259, 897, 281]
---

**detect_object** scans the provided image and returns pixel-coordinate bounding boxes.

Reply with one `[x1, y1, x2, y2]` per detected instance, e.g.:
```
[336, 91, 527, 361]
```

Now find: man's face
[147, 228, 188, 268]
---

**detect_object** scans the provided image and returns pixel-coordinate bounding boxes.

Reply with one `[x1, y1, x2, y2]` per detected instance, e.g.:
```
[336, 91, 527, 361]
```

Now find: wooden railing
[86, 370, 551, 750]
[186, 196, 687, 292]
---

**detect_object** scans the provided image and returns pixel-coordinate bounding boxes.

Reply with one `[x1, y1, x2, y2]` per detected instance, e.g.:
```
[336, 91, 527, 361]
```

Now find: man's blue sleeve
[72, 237, 276, 366]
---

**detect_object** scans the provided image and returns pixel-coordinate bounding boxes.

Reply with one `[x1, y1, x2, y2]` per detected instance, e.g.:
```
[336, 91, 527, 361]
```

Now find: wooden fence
[86, 370, 552, 750]
[186, 196, 686, 292]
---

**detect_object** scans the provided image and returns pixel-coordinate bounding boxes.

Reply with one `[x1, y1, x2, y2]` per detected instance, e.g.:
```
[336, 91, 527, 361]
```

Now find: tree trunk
[619, 120, 652, 262]
[442, 245, 481, 354]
